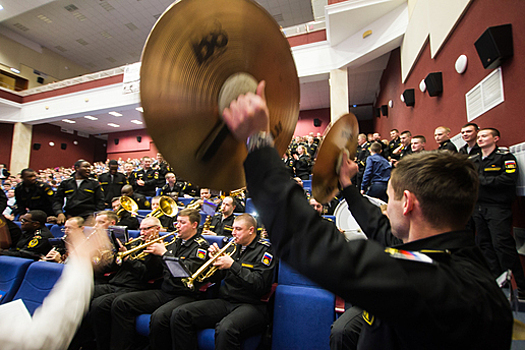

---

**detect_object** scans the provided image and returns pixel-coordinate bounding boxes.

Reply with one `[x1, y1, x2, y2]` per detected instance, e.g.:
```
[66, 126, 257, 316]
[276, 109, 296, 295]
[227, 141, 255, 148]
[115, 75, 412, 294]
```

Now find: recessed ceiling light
[131, 120, 143, 124]
[135, 107, 143, 112]
[84, 115, 98, 120]
[0, 5, 4, 10]
[109, 111, 122, 117]
[62, 119, 76, 124]
[10, 67, 20, 74]
[108, 123, 120, 127]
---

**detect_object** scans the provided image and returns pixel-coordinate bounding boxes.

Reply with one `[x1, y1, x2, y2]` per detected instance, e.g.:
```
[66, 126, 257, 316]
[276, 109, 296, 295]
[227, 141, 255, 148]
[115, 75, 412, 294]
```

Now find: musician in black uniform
[434, 126, 458, 152]
[130, 156, 163, 197]
[121, 184, 150, 209]
[111, 197, 139, 230]
[155, 153, 174, 179]
[110, 209, 209, 350]
[282, 149, 295, 177]
[159, 172, 185, 199]
[293, 145, 311, 180]
[221, 82, 512, 349]
[470, 128, 525, 292]
[151, 196, 176, 231]
[171, 214, 276, 350]
[387, 129, 401, 161]
[98, 160, 127, 208]
[459, 123, 482, 156]
[13, 168, 55, 217]
[53, 160, 105, 224]
[203, 196, 236, 237]
[2, 210, 53, 260]
[354, 134, 369, 190]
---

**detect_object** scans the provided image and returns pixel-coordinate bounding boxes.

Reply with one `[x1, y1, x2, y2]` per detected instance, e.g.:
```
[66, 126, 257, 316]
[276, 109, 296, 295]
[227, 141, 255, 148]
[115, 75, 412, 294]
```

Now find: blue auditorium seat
[302, 179, 312, 190]
[128, 230, 140, 239]
[145, 197, 153, 205]
[12, 261, 65, 315]
[278, 262, 320, 287]
[245, 198, 257, 216]
[0, 256, 33, 304]
[13, 221, 21, 228]
[137, 209, 151, 217]
[50, 224, 64, 238]
[202, 235, 226, 249]
[156, 188, 162, 196]
[45, 223, 53, 229]
[179, 197, 194, 206]
[136, 313, 151, 337]
[323, 215, 336, 224]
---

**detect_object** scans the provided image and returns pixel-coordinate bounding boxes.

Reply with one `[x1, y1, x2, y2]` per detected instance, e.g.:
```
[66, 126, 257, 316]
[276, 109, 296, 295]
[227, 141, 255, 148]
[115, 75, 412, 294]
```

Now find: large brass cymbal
[311, 114, 359, 204]
[140, 0, 300, 191]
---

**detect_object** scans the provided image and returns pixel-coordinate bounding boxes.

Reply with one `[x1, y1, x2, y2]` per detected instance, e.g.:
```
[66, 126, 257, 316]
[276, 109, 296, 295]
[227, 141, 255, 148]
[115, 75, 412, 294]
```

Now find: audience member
[203, 196, 236, 236]
[459, 122, 481, 156]
[13, 168, 55, 218]
[434, 126, 458, 152]
[98, 160, 128, 208]
[411, 135, 426, 153]
[360, 142, 391, 202]
[121, 184, 150, 209]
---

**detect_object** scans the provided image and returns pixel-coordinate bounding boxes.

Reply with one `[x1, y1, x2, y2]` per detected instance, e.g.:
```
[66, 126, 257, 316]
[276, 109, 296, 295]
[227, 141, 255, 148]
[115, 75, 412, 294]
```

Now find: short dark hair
[21, 168, 35, 177]
[390, 129, 399, 133]
[400, 130, 411, 137]
[74, 159, 87, 169]
[97, 210, 118, 223]
[28, 210, 47, 226]
[391, 151, 478, 229]
[412, 135, 426, 143]
[480, 127, 500, 138]
[67, 216, 85, 228]
[370, 142, 383, 153]
[108, 160, 118, 166]
[178, 208, 201, 225]
[462, 123, 479, 130]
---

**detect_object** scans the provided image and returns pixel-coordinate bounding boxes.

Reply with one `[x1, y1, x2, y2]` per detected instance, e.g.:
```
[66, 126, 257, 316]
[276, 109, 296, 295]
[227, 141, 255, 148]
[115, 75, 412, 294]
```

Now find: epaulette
[258, 238, 271, 247]
[194, 237, 208, 246]
[496, 149, 510, 155]
[468, 154, 480, 160]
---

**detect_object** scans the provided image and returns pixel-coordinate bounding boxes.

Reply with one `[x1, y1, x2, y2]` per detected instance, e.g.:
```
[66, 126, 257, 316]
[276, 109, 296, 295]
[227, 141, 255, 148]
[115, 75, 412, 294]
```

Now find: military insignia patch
[384, 247, 433, 264]
[505, 160, 517, 173]
[261, 252, 273, 266]
[144, 201, 150, 207]
[362, 310, 375, 325]
[196, 248, 207, 260]
[28, 238, 39, 248]
[47, 190, 54, 196]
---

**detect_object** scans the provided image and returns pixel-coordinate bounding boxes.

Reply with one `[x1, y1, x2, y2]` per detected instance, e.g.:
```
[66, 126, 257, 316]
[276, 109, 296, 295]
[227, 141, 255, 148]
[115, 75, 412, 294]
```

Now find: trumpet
[116, 195, 139, 219]
[182, 238, 237, 290]
[147, 196, 178, 218]
[115, 230, 178, 265]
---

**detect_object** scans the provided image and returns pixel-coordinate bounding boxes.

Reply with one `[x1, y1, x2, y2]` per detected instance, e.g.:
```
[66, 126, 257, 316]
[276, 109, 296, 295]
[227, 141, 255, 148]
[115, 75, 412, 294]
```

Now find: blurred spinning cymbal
[140, 0, 300, 191]
[311, 114, 359, 204]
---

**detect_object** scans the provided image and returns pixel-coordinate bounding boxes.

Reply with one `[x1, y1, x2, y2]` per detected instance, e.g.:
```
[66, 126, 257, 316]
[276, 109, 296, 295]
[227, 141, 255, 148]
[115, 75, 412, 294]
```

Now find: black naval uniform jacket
[5, 227, 54, 259]
[208, 212, 235, 237]
[438, 139, 458, 152]
[131, 168, 162, 197]
[160, 183, 185, 199]
[53, 177, 105, 218]
[459, 143, 482, 157]
[108, 250, 164, 290]
[244, 146, 512, 350]
[13, 181, 55, 217]
[217, 234, 275, 305]
[98, 172, 128, 206]
[470, 147, 518, 207]
[161, 234, 209, 296]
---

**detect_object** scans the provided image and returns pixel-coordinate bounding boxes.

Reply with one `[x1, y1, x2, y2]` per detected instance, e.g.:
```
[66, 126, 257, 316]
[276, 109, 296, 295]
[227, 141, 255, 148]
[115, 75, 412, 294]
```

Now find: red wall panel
[374, 0, 525, 149]
[0, 123, 14, 166]
[106, 129, 159, 161]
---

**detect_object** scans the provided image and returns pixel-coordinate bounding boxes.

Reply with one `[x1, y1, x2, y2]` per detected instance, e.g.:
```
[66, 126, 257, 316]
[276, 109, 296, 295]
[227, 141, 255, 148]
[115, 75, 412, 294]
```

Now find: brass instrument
[115, 230, 178, 265]
[147, 196, 178, 218]
[182, 238, 237, 290]
[202, 215, 213, 232]
[116, 195, 139, 219]
[186, 199, 202, 210]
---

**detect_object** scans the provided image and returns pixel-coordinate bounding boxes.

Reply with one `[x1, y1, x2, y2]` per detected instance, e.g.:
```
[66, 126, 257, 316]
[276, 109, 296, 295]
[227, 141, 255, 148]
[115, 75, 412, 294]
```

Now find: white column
[10, 122, 32, 174]
[330, 68, 349, 123]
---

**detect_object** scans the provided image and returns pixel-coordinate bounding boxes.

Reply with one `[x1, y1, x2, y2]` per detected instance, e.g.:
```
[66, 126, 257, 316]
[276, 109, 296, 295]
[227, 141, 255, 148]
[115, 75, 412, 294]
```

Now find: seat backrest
[179, 197, 193, 206]
[202, 235, 226, 248]
[12, 260, 65, 315]
[0, 256, 33, 304]
[50, 224, 64, 238]
[278, 261, 321, 287]
[137, 209, 151, 217]
[272, 284, 335, 350]
[245, 198, 257, 215]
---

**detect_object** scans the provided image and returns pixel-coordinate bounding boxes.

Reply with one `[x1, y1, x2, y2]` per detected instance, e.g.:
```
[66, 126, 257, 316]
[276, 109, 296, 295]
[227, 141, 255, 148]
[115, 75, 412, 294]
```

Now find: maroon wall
[106, 129, 159, 161]
[374, 0, 525, 149]
[29, 124, 106, 170]
[295, 108, 330, 137]
[0, 123, 14, 166]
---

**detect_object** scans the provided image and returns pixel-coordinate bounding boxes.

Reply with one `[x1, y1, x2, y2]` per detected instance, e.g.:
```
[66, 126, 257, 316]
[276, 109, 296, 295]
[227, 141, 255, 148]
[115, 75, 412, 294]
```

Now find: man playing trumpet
[110, 209, 209, 350]
[171, 213, 275, 350]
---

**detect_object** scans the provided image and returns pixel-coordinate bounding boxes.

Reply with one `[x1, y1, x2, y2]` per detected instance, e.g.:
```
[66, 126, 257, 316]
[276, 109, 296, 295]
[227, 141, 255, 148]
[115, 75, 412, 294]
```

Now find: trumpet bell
[118, 196, 139, 217]
[147, 196, 178, 218]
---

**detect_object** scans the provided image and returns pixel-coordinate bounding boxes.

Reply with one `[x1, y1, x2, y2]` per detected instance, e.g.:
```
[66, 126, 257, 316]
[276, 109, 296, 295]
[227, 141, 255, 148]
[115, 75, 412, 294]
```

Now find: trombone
[182, 238, 237, 290]
[115, 229, 178, 265]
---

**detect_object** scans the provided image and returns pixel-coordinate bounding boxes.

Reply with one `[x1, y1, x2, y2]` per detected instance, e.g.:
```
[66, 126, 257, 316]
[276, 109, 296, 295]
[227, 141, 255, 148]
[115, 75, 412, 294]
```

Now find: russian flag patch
[261, 252, 273, 266]
[196, 248, 207, 260]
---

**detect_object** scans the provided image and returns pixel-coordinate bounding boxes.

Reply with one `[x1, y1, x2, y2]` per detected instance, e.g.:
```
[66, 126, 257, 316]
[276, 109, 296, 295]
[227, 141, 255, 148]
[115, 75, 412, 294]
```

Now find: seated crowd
[0, 119, 521, 350]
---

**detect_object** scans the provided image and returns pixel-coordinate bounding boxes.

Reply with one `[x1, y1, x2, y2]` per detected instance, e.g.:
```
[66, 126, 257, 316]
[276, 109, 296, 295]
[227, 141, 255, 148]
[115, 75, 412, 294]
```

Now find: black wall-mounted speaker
[61, 143, 67, 150]
[403, 89, 415, 107]
[313, 118, 321, 127]
[114, 138, 119, 145]
[33, 143, 41, 150]
[475, 24, 513, 70]
[424, 72, 443, 97]
[37, 77, 44, 84]
[137, 136, 142, 143]
[381, 105, 388, 117]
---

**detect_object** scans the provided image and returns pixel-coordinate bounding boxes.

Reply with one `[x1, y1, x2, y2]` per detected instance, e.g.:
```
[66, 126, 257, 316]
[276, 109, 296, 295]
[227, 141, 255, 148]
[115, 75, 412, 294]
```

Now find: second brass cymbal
[140, 0, 300, 191]
[311, 114, 359, 204]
